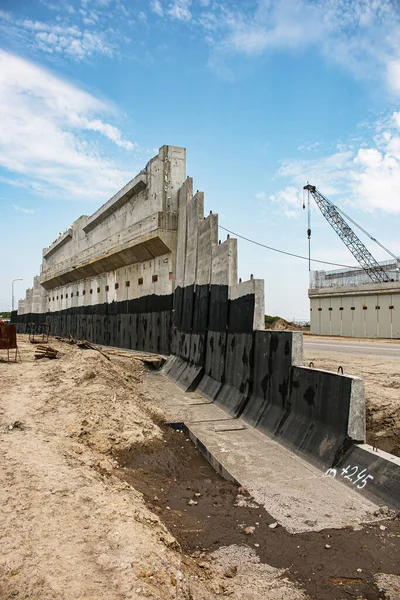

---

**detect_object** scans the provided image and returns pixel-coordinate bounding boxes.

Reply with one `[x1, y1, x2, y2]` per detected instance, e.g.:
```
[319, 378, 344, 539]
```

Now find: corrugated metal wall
[310, 291, 400, 338]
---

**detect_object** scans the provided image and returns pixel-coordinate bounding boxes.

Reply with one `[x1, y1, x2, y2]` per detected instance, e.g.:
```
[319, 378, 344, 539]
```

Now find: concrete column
[161, 145, 186, 213]
[196, 213, 218, 286]
[174, 177, 193, 289]
[211, 238, 238, 286]
[184, 191, 204, 287]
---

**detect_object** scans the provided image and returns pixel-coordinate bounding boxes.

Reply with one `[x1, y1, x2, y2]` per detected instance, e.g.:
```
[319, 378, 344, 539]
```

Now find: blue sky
[1, 0, 400, 319]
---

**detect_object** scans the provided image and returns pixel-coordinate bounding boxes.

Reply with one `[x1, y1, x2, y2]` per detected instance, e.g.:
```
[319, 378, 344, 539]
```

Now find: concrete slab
[187, 419, 378, 533]
[143, 372, 380, 534]
[142, 372, 229, 423]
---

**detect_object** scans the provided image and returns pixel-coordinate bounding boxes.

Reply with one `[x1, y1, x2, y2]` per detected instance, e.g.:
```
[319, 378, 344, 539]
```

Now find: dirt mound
[0, 336, 307, 600]
[267, 318, 305, 331]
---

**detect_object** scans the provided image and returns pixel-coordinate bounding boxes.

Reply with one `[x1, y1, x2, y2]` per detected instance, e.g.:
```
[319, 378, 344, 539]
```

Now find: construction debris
[106, 350, 166, 369]
[55, 335, 165, 368]
[34, 345, 59, 360]
[76, 340, 111, 361]
[28, 323, 50, 344]
[8, 421, 23, 431]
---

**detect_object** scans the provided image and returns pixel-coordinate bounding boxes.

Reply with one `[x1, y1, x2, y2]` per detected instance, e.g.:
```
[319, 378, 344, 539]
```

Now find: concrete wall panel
[214, 333, 253, 417]
[242, 330, 293, 429]
[277, 366, 364, 467]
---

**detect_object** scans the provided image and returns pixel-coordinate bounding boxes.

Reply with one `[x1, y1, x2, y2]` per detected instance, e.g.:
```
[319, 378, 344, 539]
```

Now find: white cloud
[278, 150, 355, 197]
[168, 0, 192, 21]
[201, 0, 400, 93]
[0, 5, 123, 61]
[12, 204, 35, 214]
[387, 60, 400, 95]
[21, 19, 114, 59]
[151, 0, 164, 17]
[272, 110, 400, 215]
[0, 51, 136, 200]
[78, 119, 135, 150]
[298, 141, 320, 152]
[0, 9, 11, 20]
[269, 186, 302, 219]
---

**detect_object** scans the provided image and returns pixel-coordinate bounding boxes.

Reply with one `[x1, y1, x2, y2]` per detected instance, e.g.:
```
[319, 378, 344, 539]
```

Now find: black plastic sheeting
[169, 287, 364, 469]
[213, 333, 253, 417]
[276, 366, 353, 467]
[197, 331, 226, 401]
[168, 284, 255, 394]
[240, 331, 357, 468]
[242, 331, 293, 429]
[12, 294, 173, 355]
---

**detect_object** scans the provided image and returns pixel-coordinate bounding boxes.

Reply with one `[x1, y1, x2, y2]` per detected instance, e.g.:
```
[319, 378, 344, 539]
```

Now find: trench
[112, 424, 400, 600]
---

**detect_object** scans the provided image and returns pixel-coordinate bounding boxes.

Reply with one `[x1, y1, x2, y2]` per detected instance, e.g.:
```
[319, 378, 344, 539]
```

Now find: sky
[1, 0, 400, 320]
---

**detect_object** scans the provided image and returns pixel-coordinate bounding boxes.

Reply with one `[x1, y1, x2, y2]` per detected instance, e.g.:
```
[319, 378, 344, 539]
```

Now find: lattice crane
[303, 184, 392, 284]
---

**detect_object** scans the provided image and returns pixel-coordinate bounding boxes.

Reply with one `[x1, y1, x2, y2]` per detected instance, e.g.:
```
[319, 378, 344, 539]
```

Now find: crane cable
[304, 186, 399, 264]
[218, 225, 363, 270]
[219, 192, 398, 271]
[333, 204, 398, 263]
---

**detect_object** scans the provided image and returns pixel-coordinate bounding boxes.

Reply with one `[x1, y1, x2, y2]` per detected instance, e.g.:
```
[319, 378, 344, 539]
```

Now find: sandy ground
[0, 337, 306, 600]
[303, 338, 400, 456]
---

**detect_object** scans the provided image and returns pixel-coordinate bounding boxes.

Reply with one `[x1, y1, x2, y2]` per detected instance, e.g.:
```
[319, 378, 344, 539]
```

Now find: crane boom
[303, 185, 390, 284]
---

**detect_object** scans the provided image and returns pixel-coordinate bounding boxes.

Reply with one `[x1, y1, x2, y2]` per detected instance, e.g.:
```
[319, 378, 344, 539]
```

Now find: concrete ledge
[40, 228, 174, 289]
[291, 331, 304, 366]
[141, 372, 380, 533]
[175, 363, 204, 392]
[185, 419, 379, 533]
[43, 229, 73, 259]
[309, 280, 400, 298]
[347, 376, 366, 442]
[83, 172, 147, 234]
[335, 443, 400, 510]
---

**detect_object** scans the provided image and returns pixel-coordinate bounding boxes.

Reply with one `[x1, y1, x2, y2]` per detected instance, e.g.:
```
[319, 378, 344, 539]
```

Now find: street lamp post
[11, 279, 23, 312]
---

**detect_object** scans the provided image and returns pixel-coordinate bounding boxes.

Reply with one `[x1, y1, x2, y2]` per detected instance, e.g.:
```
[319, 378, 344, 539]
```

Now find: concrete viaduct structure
[13, 146, 400, 509]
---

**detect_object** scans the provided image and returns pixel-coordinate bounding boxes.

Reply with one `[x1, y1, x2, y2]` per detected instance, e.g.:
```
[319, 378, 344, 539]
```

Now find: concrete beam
[41, 232, 174, 290]
[43, 229, 73, 259]
[83, 172, 147, 234]
[309, 279, 400, 298]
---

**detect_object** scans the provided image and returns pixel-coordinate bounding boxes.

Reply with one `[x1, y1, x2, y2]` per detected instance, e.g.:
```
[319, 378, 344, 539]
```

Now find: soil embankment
[0, 337, 305, 600]
[1, 336, 400, 599]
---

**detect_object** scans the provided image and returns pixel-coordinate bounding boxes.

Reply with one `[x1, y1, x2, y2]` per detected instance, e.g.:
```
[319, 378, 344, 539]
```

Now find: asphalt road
[304, 336, 400, 358]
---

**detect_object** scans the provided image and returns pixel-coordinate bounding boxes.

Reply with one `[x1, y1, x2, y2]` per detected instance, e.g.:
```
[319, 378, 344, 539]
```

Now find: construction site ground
[1, 335, 400, 600]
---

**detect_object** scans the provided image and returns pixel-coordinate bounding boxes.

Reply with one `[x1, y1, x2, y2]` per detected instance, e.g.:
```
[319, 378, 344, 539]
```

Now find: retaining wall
[161, 163, 367, 474]
[13, 294, 173, 354]
[14, 144, 398, 505]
